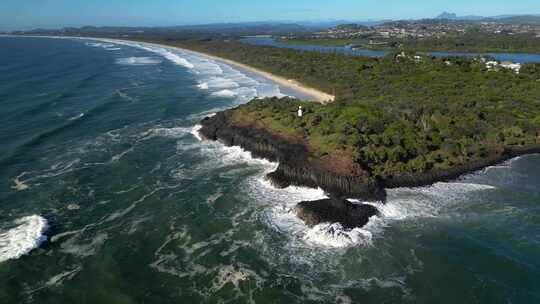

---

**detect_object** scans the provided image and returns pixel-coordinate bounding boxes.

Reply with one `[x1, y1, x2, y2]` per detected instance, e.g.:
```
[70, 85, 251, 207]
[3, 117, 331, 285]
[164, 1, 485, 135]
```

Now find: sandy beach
[7, 35, 335, 102]
[176, 47, 336, 104]
[102, 38, 336, 104]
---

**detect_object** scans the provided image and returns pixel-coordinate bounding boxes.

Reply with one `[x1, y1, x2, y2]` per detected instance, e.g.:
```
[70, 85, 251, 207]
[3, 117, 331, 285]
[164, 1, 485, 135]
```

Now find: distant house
[485, 61, 499, 71]
[486, 61, 521, 74]
[500, 61, 521, 74]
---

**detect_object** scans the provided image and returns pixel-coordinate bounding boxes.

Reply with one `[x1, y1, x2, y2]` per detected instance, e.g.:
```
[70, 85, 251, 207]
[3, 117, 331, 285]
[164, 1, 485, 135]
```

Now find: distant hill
[15, 22, 310, 36]
[177, 22, 308, 33]
[297, 20, 387, 28]
[435, 11, 540, 23]
[436, 12, 489, 21]
[436, 12, 459, 20]
[12, 13, 540, 36]
[494, 15, 540, 25]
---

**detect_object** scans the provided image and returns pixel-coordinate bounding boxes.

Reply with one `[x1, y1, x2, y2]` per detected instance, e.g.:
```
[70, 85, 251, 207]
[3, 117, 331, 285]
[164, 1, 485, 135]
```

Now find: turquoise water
[0, 37, 539, 303]
[241, 36, 540, 63]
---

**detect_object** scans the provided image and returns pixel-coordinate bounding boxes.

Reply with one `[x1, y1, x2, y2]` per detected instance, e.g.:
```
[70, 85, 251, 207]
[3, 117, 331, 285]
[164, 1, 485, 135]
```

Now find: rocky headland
[200, 106, 540, 229]
[200, 109, 387, 228]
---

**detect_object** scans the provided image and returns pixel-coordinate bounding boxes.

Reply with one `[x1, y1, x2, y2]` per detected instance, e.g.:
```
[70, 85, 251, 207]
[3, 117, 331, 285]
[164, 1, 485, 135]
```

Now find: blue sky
[1, 0, 539, 31]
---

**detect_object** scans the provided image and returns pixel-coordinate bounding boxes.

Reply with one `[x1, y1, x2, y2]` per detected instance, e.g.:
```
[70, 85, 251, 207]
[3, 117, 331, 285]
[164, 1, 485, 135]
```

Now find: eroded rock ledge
[200, 110, 385, 202]
[200, 110, 383, 229]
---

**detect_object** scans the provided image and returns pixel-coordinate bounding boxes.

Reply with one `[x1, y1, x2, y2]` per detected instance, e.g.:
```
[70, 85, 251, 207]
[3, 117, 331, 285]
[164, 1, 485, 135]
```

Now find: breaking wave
[247, 164, 497, 248]
[91, 38, 285, 105]
[303, 223, 373, 247]
[143, 127, 190, 139]
[116, 57, 162, 66]
[85, 42, 115, 48]
[197, 82, 209, 90]
[0, 215, 49, 263]
[211, 89, 237, 98]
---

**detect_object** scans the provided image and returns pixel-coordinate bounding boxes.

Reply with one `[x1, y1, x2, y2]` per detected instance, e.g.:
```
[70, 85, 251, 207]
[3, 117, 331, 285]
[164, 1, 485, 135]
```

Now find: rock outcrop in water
[295, 198, 378, 229]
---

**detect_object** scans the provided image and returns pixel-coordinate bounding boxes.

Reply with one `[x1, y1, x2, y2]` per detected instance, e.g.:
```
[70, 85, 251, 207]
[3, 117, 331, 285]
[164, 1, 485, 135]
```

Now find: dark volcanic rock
[295, 198, 378, 229]
[200, 111, 307, 164]
[384, 145, 540, 189]
[200, 108, 540, 204]
[268, 163, 386, 201]
[199, 111, 386, 201]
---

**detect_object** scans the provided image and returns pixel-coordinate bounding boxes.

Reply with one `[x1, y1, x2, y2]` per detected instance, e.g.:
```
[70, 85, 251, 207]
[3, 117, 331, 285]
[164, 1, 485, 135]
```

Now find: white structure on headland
[500, 61, 522, 74]
[297, 106, 303, 117]
[486, 60, 521, 74]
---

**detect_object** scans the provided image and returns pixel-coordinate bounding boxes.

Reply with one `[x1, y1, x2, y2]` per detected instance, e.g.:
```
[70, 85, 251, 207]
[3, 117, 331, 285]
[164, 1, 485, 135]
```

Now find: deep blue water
[241, 36, 540, 63]
[0, 37, 539, 303]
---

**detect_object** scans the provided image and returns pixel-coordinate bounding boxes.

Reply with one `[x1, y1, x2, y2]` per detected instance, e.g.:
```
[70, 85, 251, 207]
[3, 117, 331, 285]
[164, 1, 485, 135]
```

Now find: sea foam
[303, 223, 373, 247]
[0, 215, 49, 263]
[248, 166, 498, 248]
[91, 39, 284, 105]
[116, 57, 162, 66]
[211, 89, 238, 98]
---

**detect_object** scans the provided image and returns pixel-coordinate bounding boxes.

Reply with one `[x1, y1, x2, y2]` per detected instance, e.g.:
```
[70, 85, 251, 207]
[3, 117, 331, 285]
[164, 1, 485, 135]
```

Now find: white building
[485, 60, 521, 74]
[500, 61, 522, 74]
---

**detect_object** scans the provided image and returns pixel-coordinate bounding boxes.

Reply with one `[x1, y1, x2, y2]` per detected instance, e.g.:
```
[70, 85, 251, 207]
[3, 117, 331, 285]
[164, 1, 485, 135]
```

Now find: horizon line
[3, 12, 540, 32]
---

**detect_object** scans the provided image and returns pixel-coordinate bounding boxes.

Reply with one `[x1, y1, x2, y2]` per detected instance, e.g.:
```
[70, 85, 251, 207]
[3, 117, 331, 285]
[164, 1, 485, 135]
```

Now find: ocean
[0, 36, 539, 303]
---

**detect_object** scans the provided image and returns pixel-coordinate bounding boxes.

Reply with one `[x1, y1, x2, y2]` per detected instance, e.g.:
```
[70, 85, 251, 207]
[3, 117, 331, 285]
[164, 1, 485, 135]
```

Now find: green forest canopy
[139, 37, 540, 178]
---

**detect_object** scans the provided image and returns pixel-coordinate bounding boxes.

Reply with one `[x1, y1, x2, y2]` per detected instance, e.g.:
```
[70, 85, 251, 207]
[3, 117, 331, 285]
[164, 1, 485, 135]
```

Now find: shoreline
[6, 35, 539, 198]
[199, 110, 540, 201]
[99, 38, 336, 104]
[1, 35, 335, 103]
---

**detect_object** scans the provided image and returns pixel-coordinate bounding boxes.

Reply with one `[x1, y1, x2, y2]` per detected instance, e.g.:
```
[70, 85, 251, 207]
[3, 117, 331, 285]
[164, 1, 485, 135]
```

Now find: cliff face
[200, 111, 386, 201]
[384, 145, 540, 189]
[200, 111, 306, 163]
[266, 164, 385, 200]
[201, 111, 540, 199]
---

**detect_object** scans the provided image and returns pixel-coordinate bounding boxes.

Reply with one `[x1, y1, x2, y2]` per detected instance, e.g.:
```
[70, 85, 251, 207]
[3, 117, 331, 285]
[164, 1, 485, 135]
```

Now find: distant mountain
[297, 20, 386, 28]
[435, 12, 485, 21]
[436, 12, 458, 20]
[16, 22, 310, 36]
[494, 15, 540, 25]
[176, 22, 309, 33]
[13, 13, 540, 36]
[15, 20, 388, 35]
[435, 11, 540, 22]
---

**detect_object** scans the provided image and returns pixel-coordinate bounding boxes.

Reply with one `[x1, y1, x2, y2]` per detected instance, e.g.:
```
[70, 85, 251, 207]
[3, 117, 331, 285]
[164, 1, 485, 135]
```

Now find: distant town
[281, 15, 540, 47]
[4, 12, 540, 54]
[312, 20, 540, 40]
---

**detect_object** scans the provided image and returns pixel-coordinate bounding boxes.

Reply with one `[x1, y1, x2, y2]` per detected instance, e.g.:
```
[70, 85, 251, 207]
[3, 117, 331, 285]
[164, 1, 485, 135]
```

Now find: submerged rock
[295, 198, 378, 229]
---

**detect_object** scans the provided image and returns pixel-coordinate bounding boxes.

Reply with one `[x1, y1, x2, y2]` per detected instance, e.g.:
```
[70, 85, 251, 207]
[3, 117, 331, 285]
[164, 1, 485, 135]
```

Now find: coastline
[6, 35, 539, 200]
[199, 109, 540, 201]
[0, 35, 335, 103]
[99, 38, 336, 104]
